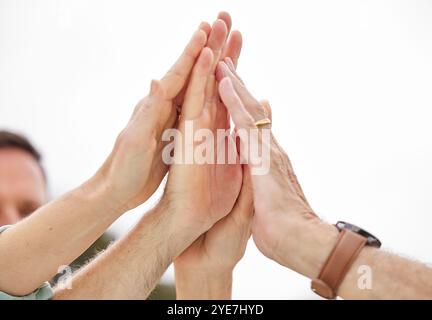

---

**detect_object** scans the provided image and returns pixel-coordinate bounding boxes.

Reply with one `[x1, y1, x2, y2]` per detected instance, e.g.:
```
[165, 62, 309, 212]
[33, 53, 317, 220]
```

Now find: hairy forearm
[0, 175, 124, 296]
[175, 267, 233, 299]
[53, 201, 201, 300]
[338, 246, 432, 299]
[273, 216, 432, 299]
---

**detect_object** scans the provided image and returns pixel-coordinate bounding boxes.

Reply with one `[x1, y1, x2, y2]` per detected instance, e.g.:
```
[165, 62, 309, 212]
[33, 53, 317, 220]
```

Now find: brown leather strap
[311, 229, 367, 299]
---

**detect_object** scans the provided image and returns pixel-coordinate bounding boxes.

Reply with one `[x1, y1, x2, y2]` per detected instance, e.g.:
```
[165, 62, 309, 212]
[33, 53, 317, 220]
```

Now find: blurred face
[0, 148, 46, 226]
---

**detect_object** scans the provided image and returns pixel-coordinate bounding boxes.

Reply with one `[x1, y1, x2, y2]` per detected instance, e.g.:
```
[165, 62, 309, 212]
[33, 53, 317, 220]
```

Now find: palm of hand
[166, 82, 242, 228]
[176, 169, 253, 271]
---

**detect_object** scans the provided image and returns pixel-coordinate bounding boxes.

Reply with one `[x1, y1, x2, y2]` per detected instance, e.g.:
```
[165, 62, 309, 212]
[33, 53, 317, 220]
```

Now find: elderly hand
[216, 59, 339, 279]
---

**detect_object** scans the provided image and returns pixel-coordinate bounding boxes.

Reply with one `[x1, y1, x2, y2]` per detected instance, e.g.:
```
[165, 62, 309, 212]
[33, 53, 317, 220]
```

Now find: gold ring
[254, 118, 271, 128]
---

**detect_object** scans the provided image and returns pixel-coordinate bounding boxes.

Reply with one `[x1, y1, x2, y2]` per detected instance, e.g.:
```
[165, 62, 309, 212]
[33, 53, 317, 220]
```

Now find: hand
[217, 60, 339, 279]
[163, 14, 243, 233]
[93, 24, 210, 211]
[174, 165, 253, 299]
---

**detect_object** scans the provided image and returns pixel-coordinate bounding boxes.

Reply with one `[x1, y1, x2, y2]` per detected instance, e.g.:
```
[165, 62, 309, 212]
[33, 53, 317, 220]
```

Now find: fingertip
[215, 61, 226, 82]
[230, 30, 242, 43]
[213, 19, 228, 38]
[195, 29, 208, 47]
[217, 11, 232, 31]
[198, 21, 212, 36]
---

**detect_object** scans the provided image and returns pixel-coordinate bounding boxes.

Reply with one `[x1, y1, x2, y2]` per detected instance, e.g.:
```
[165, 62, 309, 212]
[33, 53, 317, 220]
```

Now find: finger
[172, 21, 212, 108]
[204, 19, 228, 102]
[217, 11, 232, 57]
[216, 62, 267, 123]
[234, 164, 254, 220]
[224, 57, 244, 84]
[217, 11, 232, 34]
[260, 99, 272, 121]
[199, 21, 211, 37]
[207, 19, 228, 68]
[160, 28, 207, 99]
[223, 30, 242, 68]
[218, 77, 255, 129]
[181, 47, 214, 119]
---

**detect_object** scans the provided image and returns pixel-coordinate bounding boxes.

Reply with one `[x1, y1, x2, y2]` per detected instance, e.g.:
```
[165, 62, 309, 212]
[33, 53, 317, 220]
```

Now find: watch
[311, 221, 381, 299]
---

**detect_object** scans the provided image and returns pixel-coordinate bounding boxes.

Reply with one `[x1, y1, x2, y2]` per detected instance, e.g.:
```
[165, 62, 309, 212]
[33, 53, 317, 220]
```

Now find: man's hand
[163, 16, 242, 233]
[174, 165, 253, 299]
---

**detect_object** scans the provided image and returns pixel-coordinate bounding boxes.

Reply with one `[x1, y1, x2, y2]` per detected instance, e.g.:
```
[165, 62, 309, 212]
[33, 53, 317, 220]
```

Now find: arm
[174, 13, 248, 300]
[0, 165, 124, 296]
[53, 200, 203, 300]
[56, 14, 237, 299]
[0, 23, 208, 297]
[272, 221, 432, 299]
[217, 60, 432, 299]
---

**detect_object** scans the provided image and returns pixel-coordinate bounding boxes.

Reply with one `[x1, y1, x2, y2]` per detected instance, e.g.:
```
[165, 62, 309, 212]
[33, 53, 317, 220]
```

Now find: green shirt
[0, 225, 54, 300]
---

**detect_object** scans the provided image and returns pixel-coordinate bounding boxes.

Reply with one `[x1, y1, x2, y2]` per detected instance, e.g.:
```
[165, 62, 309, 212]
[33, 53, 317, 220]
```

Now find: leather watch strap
[311, 229, 367, 299]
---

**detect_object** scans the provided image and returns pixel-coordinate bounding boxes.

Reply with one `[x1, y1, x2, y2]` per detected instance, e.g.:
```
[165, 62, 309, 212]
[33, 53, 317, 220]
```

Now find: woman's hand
[94, 23, 210, 211]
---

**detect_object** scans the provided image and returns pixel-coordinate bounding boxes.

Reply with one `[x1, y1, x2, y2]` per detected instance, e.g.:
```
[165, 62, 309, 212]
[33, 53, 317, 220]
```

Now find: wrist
[160, 193, 213, 238]
[174, 265, 233, 299]
[79, 173, 128, 219]
[148, 199, 207, 262]
[271, 215, 339, 279]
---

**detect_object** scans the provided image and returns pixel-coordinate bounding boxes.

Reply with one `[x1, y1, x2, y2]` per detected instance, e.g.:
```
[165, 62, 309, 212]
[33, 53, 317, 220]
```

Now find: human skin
[167, 12, 249, 300]
[217, 59, 432, 299]
[0, 148, 46, 226]
[173, 22, 273, 295]
[53, 14, 246, 300]
[0, 18, 213, 296]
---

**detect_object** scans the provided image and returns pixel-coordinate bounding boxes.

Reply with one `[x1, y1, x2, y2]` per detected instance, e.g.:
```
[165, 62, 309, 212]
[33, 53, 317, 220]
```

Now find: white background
[1, 0, 431, 299]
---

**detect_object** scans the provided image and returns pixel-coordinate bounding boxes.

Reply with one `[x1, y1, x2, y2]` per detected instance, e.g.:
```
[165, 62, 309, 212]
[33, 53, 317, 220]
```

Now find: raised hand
[216, 59, 337, 279]
[95, 24, 209, 211]
[163, 15, 243, 233]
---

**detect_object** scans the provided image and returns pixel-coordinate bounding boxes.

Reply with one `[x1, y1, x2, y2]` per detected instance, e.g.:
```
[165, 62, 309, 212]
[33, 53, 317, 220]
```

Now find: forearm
[0, 174, 124, 296]
[175, 266, 233, 299]
[338, 246, 432, 299]
[53, 201, 201, 300]
[273, 216, 432, 299]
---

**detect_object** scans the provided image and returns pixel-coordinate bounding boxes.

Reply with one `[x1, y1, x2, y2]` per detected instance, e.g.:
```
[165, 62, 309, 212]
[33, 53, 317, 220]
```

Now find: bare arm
[53, 200, 201, 300]
[270, 220, 432, 299]
[0, 23, 208, 297]
[217, 59, 432, 300]
[0, 176, 123, 296]
[55, 16, 232, 299]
